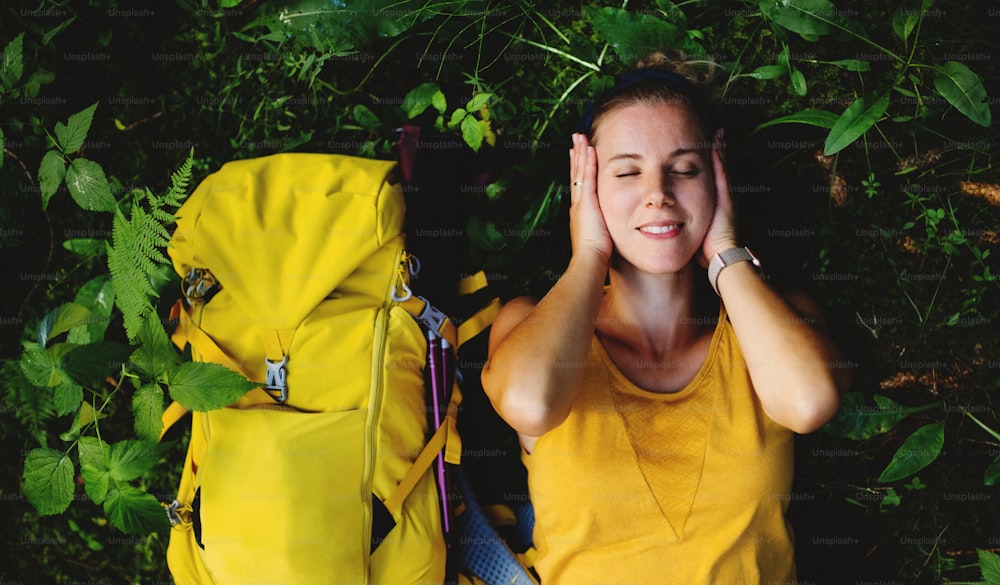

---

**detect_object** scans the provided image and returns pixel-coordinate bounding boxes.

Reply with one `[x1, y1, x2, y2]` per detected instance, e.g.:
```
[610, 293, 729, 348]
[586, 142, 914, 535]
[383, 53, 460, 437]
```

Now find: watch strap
[707, 247, 760, 296]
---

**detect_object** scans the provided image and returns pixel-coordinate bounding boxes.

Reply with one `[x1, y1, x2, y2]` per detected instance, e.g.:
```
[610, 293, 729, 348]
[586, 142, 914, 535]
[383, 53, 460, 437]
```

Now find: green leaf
[59, 401, 99, 442]
[821, 393, 912, 440]
[790, 67, 807, 96]
[759, 0, 836, 41]
[0, 33, 24, 90]
[891, 7, 919, 42]
[55, 102, 98, 154]
[752, 109, 840, 134]
[66, 158, 116, 212]
[61, 342, 131, 386]
[104, 484, 169, 534]
[461, 114, 484, 152]
[39, 150, 67, 208]
[108, 440, 166, 482]
[352, 104, 380, 132]
[165, 361, 258, 411]
[402, 82, 445, 119]
[465, 215, 504, 251]
[129, 313, 179, 380]
[448, 108, 467, 129]
[72, 276, 115, 342]
[22, 448, 75, 516]
[878, 422, 945, 483]
[823, 90, 890, 155]
[221, 0, 244, 7]
[588, 6, 700, 62]
[20, 343, 61, 388]
[985, 455, 1000, 486]
[746, 64, 786, 80]
[78, 436, 109, 469]
[42, 16, 77, 46]
[133, 384, 164, 442]
[53, 379, 83, 416]
[825, 59, 871, 72]
[933, 61, 991, 127]
[466, 92, 492, 112]
[38, 302, 95, 347]
[981, 549, 1000, 585]
[654, 0, 688, 26]
[80, 463, 110, 504]
[63, 238, 107, 259]
[431, 90, 447, 115]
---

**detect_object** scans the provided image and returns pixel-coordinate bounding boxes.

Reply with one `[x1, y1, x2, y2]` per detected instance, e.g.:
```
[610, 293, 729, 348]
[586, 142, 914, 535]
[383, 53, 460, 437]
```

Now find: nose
[644, 174, 676, 207]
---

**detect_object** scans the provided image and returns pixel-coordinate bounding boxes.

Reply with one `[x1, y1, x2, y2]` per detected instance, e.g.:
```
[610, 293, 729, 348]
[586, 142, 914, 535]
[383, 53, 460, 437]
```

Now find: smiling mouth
[638, 224, 683, 235]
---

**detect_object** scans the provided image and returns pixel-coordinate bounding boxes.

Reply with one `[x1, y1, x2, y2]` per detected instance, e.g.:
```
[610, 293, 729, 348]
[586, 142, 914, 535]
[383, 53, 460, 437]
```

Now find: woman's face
[592, 102, 715, 275]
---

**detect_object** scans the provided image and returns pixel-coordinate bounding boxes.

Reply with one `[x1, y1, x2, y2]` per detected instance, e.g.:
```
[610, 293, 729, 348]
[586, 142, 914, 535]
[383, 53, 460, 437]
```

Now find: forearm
[716, 261, 846, 433]
[482, 252, 607, 436]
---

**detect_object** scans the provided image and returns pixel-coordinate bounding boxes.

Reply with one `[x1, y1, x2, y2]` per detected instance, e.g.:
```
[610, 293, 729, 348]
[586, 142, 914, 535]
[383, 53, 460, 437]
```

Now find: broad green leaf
[133, 384, 165, 442]
[759, 0, 835, 41]
[461, 114, 483, 152]
[80, 463, 110, 504]
[0, 33, 24, 90]
[465, 215, 504, 251]
[66, 158, 116, 212]
[821, 393, 912, 440]
[22, 447, 75, 515]
[402, 82, 445, 119]
[985, 455, 1000, 486]
[878, 422, 945, 482]
[20, 343, 61, 388]
[588, 6, 700, 62]
[352, 104, 380, 132]
[104, 484, 169, 534]
[165, 361, 258, 411]
[129, 313, 179, 380]
[466, 92, 492, 112]
[933, 61, 991, 127]
[61, 341, 132, 386]
[55, 102, 98, 153]
[108, 440, 166, 482]
[221, 0, 243, 7]
[53, 379, 83, 416]
[39, 150, 66, 208]
[654, 0, 688, 26]
[78, 436, 110, 469]
[823, 90, 890, 155]
[63, 238, 107, 259]
[38, 302, 94, 347]
[747, 64, 785, 80]
[430, 90, 447, 115]
[752, 109, 840, 134]
[981, 549, 1000, 585]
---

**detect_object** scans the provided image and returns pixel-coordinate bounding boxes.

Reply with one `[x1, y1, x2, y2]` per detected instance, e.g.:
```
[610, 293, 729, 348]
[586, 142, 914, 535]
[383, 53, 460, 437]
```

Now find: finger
[711, 138, 733, 214]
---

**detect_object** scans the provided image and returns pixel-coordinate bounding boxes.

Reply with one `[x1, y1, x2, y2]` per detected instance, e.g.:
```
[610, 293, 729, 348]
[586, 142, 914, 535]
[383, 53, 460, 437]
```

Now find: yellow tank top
[523, 305, 796, 584]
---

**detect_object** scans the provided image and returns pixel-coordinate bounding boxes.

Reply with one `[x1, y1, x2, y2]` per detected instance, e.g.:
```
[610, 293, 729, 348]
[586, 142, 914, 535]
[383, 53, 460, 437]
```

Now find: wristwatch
[707, 247, 761, 296]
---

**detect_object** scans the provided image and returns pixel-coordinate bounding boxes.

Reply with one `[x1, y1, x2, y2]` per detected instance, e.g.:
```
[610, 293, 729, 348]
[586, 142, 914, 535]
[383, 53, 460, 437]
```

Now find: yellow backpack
[161, 153, 493, 584]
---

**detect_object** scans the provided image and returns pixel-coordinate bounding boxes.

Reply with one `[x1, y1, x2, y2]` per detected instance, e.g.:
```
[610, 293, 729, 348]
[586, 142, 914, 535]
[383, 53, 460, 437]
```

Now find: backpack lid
[169, 153, 404, 330]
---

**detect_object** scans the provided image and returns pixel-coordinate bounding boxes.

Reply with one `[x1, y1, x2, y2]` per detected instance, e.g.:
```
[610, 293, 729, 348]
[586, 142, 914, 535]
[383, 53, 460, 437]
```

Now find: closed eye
[615, 171, 639, 178]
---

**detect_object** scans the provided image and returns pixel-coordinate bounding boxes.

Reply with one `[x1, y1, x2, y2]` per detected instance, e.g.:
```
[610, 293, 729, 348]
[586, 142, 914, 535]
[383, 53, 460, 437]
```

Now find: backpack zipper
[362, 246, 407, 582]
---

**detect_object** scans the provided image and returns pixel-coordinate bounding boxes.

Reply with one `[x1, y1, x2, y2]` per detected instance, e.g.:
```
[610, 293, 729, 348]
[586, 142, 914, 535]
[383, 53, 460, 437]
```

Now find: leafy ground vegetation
[1, 0, 997, 583]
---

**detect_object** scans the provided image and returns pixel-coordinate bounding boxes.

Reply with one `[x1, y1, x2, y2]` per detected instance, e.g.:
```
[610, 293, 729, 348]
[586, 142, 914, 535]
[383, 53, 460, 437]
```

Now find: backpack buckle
[416, 296, 447, 334]
[264, 355, 289, 403]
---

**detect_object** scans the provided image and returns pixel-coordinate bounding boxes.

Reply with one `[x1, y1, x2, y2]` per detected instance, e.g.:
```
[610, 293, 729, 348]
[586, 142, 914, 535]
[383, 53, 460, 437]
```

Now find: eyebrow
[606, 148, 700, 163]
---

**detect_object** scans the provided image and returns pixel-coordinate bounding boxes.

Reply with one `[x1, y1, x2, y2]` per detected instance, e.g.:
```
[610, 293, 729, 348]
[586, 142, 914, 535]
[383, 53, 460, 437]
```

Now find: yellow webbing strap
[383, 411, 458, 517]
[159, 401, 190, 442]
[455, 270, 488, 296]
[457, 297, 500, 348]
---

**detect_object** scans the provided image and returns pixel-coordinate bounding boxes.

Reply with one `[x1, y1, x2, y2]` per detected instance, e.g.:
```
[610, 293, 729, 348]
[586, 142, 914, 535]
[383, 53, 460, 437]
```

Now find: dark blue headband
[576, 69, 703, 134]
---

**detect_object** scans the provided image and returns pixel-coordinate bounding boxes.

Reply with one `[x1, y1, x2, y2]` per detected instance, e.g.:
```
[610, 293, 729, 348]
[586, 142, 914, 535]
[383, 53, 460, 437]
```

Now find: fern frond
[107, 152, 197, 341]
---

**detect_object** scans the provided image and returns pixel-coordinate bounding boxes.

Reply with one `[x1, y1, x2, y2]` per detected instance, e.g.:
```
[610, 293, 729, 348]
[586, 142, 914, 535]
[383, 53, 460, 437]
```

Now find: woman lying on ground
[481, 49, 850, 584]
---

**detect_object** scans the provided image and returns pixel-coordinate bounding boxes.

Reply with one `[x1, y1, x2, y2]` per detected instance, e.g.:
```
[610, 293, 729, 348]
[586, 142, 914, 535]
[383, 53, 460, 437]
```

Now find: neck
[598, 259, 712, 354]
